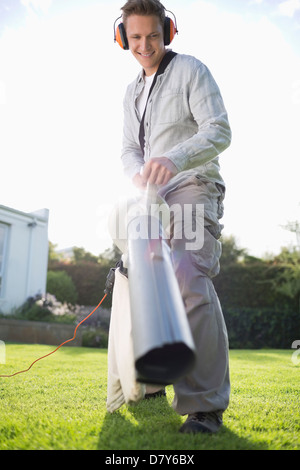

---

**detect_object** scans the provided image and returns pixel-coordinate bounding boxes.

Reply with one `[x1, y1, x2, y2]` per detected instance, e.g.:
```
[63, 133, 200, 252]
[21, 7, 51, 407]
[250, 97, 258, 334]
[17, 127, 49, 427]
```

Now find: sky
[0, 0, 299, 258]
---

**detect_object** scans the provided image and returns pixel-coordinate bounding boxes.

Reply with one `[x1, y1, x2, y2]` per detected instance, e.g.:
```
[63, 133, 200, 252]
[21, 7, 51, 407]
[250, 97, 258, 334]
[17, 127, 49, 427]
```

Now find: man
[115, 0, 231, 434]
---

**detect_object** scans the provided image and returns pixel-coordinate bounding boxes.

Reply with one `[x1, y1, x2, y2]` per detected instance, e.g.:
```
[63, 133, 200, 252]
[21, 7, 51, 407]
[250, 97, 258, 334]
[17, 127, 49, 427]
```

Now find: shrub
[82, 327, 109, 348]
[11, 294, 77, 324]
[47, 271, 78, 305]
[18, 302, 54, 323]
[223, 306, 300, 349]
[48, 261, 112, 308]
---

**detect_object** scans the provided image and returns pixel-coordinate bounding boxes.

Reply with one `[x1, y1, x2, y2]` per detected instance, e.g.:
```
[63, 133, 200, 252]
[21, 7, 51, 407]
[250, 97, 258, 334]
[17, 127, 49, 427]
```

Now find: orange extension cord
[0, 293, 107, 378]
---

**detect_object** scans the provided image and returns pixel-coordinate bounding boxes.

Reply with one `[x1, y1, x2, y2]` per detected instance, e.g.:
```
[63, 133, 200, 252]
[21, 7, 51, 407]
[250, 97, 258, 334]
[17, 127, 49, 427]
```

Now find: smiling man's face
[125, 14, 166, 76]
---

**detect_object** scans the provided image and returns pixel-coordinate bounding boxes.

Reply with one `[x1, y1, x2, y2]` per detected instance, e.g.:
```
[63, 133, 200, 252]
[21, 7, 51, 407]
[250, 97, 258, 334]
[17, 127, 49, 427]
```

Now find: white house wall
[0, 205, 49, 315]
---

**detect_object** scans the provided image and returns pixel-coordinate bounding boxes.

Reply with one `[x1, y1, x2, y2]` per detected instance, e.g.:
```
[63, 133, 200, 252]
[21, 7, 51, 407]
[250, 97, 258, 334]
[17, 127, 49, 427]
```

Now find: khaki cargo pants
[161, 175, 230, 415]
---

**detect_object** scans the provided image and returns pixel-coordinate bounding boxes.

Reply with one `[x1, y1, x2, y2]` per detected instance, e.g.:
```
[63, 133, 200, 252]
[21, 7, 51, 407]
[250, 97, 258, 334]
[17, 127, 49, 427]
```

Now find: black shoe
[144, 389, 166, 400]
[179, 411, 223, 434]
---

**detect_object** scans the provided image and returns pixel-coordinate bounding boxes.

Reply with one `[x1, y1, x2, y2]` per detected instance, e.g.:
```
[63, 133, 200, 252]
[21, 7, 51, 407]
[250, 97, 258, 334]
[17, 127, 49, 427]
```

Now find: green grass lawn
[0, 344, 299, 450]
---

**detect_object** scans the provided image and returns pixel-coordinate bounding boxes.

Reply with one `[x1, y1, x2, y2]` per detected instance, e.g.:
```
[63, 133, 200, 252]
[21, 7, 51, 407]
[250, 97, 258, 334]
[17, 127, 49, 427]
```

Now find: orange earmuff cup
[164, 17, 177, 46]
[115, 22, 129, 50]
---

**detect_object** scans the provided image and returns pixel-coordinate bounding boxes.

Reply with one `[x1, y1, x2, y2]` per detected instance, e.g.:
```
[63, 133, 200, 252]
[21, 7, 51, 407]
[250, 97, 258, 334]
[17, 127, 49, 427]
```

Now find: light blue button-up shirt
[121, 52, 231, 197]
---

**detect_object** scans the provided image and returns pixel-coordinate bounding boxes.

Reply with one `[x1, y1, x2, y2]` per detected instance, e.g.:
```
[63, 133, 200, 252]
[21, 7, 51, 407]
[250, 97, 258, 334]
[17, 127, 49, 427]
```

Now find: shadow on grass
[97, 394, 267, 451]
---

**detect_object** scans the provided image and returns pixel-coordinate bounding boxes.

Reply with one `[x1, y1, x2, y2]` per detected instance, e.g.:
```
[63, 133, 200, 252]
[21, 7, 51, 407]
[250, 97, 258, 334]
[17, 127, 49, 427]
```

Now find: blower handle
[144, 183, 158, 213]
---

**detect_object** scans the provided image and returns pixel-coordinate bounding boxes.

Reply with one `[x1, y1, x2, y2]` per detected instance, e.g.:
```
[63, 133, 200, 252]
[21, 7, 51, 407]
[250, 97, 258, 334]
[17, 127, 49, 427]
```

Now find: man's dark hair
[121, 0, 166, 28]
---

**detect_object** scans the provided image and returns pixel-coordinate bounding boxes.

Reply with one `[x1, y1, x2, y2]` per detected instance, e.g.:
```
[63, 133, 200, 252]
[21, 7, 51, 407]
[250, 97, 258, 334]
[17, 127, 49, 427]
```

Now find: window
[0, 223, 8, 297]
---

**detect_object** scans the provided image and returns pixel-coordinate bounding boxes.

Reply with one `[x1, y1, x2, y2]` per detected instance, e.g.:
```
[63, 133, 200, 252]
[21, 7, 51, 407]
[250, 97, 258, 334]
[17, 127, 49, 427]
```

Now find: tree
[98, 244, 123, 265]
[47, 271, 78, 305]
[48, 242, 116, 307]
[281, 220, 300, 250]
[271, 247, 300, 311]
[48, 241, 63, 263]
[214, 236, 292, 310]
[72, 247, 99, 264]
[219, 235, 247, 265]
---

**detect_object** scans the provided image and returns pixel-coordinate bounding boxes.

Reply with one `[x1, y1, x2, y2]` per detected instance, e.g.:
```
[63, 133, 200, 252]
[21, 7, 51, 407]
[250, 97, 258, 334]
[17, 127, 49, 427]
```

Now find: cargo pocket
[191, 232, 222, 279]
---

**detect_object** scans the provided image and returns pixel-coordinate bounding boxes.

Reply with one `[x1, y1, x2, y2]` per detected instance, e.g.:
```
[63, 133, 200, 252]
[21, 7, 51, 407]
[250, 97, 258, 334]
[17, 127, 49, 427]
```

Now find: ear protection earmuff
[163, 14, 178, 46]
[113, 10, 178, 50]
[114, 21, 129, 50]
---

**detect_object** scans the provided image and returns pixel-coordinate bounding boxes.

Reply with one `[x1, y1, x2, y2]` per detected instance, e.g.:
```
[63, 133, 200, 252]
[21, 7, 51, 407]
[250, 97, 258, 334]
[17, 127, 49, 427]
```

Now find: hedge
[48, 261, 112, 308]
[213, 263, 296, 311]
[223, 307, 300, 349]
[47, 259, 299, 349]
